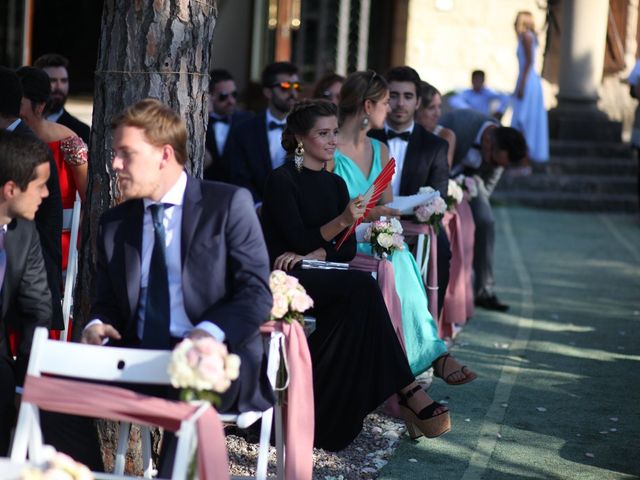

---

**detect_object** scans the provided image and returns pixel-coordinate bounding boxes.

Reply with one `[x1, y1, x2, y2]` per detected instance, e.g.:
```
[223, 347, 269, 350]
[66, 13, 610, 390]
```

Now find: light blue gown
[333, 139, 447, 375]
[511, 31, 549, 163]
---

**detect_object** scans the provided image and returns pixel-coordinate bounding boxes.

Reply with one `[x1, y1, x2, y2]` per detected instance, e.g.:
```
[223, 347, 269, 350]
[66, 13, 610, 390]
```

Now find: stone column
[549, 0, 622, 140]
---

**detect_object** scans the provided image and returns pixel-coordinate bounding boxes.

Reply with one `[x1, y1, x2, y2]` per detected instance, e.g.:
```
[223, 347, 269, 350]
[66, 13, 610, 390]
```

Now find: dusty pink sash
[22, 374, 229, 479]
[440, 211, 466, 338]
[349, 253, 406, 352]
[401, 221, 439, 319]
[456, 199, 475, 320]
[259, 320, 313, 480]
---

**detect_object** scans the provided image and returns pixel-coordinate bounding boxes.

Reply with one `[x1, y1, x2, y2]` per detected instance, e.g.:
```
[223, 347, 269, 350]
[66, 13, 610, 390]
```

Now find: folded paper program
[385, 190, 441, 215]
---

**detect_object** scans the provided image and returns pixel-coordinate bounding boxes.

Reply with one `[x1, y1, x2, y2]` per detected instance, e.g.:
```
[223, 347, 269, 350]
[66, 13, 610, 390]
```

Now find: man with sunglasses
[204, 69, 253, 182]
[228, 62, 300, 204]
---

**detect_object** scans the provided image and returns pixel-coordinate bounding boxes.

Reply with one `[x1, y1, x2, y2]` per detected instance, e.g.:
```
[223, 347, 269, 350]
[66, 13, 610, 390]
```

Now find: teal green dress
[333, 139, 447, 375]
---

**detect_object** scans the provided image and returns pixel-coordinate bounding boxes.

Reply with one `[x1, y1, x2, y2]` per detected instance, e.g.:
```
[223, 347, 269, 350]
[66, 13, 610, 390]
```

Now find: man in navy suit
[369, 66, 451, 315]
[0, 131, 52, 454]
[203, 69, 253, 182]
[228, 62, 300, 204]
[82, 98, 274, 415]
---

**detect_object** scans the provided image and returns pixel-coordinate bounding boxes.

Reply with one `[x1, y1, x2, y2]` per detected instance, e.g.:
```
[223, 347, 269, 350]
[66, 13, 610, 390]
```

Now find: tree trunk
[72, 0, 217, 472]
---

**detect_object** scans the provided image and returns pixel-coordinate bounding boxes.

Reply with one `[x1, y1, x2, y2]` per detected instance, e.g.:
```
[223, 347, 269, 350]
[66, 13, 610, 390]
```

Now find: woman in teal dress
[332, 70, 477, 384]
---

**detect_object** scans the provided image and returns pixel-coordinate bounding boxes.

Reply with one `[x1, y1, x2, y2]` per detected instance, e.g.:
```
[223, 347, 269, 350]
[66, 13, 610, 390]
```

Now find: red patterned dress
[48, 136, 88, 269]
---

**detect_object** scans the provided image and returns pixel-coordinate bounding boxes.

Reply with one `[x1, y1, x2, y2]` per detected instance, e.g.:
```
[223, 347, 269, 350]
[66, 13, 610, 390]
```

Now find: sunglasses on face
[271, 81, 301, 92]
[217, 91, 238, 101]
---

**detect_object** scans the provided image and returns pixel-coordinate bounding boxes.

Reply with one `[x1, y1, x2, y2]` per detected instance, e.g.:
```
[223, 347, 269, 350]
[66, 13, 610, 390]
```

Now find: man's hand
[81, 323, 122, 345]
[187, 328, 214, 340]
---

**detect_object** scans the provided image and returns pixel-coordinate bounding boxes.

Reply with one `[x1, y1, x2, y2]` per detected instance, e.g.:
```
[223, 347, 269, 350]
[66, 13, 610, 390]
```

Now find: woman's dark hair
[281, 99, 337, 154]
[312, 72, 345, 99]
[16, 66, 50, 104]
[338, 70, 388, 124]
[419, 81, 440, 109]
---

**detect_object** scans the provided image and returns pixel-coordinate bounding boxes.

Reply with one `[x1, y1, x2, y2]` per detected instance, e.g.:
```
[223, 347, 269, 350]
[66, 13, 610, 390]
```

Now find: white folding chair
[60, 192, 82, 341]
[10, 327, 197, 480]
[111, 330, 287, 479]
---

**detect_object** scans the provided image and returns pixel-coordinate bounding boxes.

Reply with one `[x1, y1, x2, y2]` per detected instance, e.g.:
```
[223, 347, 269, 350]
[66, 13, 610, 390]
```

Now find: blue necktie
[141, 204, 171, 349]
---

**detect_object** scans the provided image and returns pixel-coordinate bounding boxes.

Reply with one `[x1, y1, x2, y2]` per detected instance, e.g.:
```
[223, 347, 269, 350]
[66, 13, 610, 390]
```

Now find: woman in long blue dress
[511, 11, 549, 163]
[331, 71, 476, 384]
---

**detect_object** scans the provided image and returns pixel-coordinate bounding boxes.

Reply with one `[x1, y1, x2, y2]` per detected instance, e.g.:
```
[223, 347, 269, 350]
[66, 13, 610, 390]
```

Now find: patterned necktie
[0, 229, 6, 294]
[141, 204, 171, 349]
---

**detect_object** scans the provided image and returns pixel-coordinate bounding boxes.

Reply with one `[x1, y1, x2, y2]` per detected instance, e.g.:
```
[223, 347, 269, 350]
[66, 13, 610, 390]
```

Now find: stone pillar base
[549, 100, 622, 142]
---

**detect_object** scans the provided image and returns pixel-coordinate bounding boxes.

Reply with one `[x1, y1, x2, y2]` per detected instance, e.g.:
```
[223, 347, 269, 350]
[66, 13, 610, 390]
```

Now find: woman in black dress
[261, 99, 450, 451]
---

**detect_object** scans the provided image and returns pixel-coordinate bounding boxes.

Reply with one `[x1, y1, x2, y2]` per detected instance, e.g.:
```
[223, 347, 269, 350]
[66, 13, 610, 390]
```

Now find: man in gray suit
[440, 109, 527, 311]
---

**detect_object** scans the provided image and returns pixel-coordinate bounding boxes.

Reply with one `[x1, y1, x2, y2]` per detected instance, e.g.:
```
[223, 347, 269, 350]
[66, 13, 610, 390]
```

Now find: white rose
[377, 232, 394, 248]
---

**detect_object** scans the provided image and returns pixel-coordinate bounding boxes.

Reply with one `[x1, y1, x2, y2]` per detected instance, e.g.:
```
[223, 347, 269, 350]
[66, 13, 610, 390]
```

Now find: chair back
[61, 192, 82, 341]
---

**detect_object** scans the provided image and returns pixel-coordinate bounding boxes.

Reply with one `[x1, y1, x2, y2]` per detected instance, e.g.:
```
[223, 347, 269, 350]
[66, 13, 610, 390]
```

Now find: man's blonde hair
[112, 98, 188, 166]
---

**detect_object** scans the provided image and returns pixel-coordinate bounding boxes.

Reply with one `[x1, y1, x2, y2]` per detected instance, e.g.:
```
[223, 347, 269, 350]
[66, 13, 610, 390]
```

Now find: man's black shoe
[475, 295, 509, 312]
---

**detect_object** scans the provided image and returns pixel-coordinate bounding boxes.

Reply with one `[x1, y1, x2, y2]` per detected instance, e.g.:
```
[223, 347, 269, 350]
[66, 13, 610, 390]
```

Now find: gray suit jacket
[440, 109, 502, 195]
[1, 219, 52, 384]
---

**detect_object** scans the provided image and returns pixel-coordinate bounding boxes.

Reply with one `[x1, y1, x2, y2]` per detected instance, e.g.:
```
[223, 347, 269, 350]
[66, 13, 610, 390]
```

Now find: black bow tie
[268, 121, 286, 131]
[387, 130, 411, 141]
[210, 115, 230, 124]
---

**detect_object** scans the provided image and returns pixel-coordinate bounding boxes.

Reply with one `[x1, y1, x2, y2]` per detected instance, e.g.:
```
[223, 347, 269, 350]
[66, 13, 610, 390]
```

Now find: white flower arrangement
[454, 174, 479, 198]
[414, 187, 448, 233]
[21, 447, 93, 480]
[363, 217, 405, 258]
[269, 270, 314, 324]
[168, 336, 241, 405]
[446, 179, 464, 210]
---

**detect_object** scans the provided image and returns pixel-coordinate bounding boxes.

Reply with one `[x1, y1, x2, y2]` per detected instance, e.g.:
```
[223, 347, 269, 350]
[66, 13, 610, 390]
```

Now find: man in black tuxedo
[33, 53, 91, 144]
[0, 130, 52, 454]
[204, 69, 253, 182]
[82, 99, 274, 416]
[0, 66, 63, 332]
[228, 62, 300, 204]
[369, 66, 451, 315]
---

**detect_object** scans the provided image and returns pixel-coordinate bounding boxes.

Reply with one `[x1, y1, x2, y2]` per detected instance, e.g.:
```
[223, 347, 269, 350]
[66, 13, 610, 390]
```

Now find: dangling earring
[294, 141, 304, 172]
[361, 115, 370, 129]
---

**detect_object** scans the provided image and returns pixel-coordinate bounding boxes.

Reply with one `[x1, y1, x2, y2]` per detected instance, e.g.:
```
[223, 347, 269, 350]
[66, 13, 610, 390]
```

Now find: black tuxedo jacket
[227, 111, 272, 202]
[0, 219, 52, 384]
[11, 121, 64, 330]
[91, 176, 274, 412]
[57, 109, 91, 145]
[204, 110, 253, 183]
[369, 125, 450, 196]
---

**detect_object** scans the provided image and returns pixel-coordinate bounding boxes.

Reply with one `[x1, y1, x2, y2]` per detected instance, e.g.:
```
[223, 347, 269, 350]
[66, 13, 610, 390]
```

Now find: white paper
[386, 191, 441, 215]
[355, 223, 370, 242]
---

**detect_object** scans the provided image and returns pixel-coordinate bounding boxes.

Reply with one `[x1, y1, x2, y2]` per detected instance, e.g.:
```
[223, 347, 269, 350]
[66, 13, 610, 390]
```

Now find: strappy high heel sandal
[398, 385, 451, 439]
[433, 353, 477, 386]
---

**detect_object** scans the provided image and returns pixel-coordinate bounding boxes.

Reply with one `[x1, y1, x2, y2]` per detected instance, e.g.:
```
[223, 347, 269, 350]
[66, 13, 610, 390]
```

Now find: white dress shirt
[210, 114, 231, 155]
[46, 109, 64, 123]
[454, 121, 496, 176]
[265, 109, 287, 170]
[385, 121, 414, 196]
[449, 88, 509, 115]
[87, 171, 225, 343]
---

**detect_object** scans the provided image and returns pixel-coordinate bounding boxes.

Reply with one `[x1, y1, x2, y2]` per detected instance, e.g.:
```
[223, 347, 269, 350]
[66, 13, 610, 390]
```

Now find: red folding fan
[336, 157, 396, 249]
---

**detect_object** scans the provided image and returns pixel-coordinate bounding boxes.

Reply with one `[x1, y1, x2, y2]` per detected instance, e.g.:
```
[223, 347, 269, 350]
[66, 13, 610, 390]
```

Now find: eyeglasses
[217, 91, 238, 101]
[270, 81, 301, 92]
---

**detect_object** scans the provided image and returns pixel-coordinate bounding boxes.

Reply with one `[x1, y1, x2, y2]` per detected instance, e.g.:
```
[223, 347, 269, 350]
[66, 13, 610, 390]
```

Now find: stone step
[492, 190, 638, 212]
[549, 140, 635, 158]
[544, 156, 638, 176]
[497, 173, 637, 195]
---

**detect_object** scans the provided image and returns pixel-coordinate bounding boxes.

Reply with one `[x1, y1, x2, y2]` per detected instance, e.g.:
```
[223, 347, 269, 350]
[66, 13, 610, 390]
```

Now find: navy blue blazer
[204, 110, 253, 183]
[91, 176, 274, 412]
[227, 111, 272, 202]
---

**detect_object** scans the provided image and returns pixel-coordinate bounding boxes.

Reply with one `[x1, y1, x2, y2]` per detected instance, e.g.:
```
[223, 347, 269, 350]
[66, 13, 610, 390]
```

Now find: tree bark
[74, 0, 217, 334]
[72, 1, 217, 472]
